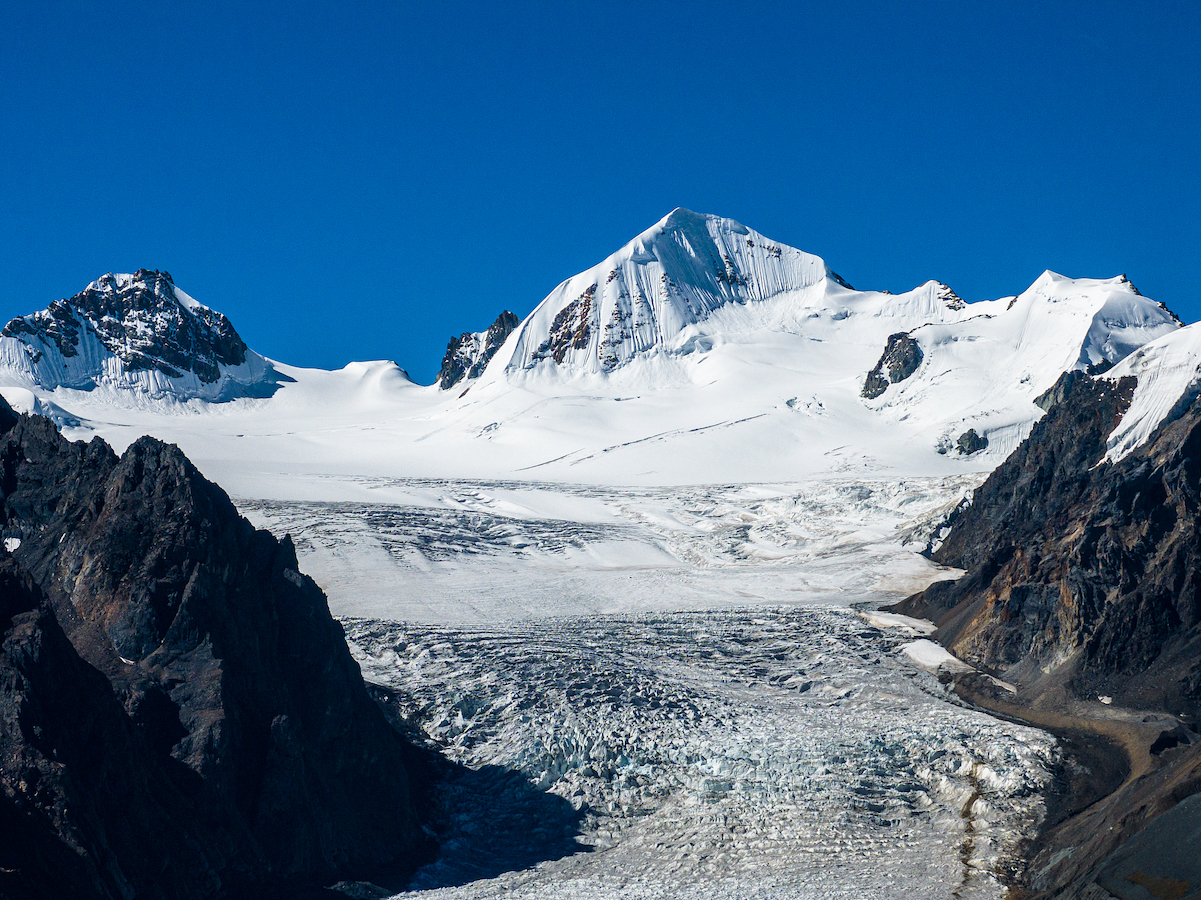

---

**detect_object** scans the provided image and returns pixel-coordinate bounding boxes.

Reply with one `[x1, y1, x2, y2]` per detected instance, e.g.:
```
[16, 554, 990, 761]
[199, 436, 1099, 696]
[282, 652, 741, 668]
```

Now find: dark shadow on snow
[368, 684, 593, 893]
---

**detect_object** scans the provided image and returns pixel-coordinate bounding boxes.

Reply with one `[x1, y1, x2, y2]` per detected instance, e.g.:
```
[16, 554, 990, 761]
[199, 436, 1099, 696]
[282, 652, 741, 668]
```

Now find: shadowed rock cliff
[0, 396, 430, 899]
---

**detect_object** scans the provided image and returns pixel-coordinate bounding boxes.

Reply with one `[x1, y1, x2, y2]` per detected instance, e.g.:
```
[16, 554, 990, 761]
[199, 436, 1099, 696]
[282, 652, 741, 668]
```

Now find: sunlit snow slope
[1102, 320, 1201, 463]
[0, 211, 1181, 491]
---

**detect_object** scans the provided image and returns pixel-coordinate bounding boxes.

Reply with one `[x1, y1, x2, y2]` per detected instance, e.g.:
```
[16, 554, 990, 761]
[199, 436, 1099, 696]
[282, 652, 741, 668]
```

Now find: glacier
[240, 475, 1055, 899]
[2, 211, 1197, 896]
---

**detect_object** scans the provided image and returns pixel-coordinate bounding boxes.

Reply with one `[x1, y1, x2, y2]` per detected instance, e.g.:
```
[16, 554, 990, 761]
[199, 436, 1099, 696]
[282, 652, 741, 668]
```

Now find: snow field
[239, 475, 978, 622]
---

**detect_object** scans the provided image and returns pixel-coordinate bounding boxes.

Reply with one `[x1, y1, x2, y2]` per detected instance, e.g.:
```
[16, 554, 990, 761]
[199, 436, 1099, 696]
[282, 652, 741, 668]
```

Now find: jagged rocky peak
[504, 209, 838, 374]
[438, 309, 520, 389]
[0, 269, 291, 401]
[5, 269, 246, 380]
[936, 283, 965, 310]
[862, 332, 923, 398]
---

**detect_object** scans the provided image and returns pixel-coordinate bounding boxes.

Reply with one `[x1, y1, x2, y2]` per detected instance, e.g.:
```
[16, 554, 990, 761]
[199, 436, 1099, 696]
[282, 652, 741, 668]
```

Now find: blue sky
[3, 1, 1198, 384]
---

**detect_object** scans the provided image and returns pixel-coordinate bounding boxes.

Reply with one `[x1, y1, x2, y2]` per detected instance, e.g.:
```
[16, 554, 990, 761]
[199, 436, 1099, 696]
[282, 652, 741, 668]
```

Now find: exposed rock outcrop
[438, 310, 519, 389]
[533, 286, 596, 365]
[0, 396, 430, 898]
[955, 428, 988, 455]
[862, 332, 923, 399]
[895, 370, 1201, 896]
[937, 283, 965, 310]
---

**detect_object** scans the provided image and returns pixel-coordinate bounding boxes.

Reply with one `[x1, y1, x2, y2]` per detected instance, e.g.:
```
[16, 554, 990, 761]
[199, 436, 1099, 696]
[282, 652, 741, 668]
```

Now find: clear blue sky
[3, 1, 1198, 385]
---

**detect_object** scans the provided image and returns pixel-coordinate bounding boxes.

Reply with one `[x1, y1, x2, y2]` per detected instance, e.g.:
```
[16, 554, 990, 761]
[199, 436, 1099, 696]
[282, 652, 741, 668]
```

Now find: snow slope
[0, 214, 1181, 489]
[1102, 321, 1201, 463]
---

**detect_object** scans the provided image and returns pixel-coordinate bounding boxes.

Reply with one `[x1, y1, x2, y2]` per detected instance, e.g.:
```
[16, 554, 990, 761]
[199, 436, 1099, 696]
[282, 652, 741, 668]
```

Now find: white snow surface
[1102, 320, 1201, 463]
[900, 640, 976, 675]
[0, 214, 1178, 488]
[240, 475, 976, 623]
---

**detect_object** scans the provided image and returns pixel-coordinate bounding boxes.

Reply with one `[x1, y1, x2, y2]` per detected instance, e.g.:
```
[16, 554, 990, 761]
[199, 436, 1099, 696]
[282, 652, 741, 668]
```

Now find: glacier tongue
[348, 607, 1055, 899]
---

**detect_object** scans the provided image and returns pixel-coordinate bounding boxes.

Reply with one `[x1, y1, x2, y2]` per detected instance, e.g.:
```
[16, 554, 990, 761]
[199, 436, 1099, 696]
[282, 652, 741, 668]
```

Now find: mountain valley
[4, 210, 1201, 898]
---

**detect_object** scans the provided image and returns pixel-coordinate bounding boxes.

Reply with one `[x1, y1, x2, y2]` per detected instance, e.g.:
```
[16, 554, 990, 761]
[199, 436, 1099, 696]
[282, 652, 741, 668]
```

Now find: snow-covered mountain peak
[497, 211, 849, 376]
[0, 269, 290, 402]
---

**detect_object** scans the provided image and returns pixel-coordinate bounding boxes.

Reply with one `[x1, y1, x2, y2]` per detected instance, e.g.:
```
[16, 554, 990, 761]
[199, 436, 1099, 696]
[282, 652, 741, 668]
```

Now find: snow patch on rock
[1102, 322, 1201, 463]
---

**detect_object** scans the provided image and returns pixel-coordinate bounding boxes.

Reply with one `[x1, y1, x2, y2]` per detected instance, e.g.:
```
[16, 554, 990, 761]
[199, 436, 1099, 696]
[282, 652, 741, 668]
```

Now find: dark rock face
[955, 428, 988, 455]
[1033, 370, 1088, 412]
[437, 310, 519, 389]
[894, 370, 1201, 896]
[0, 560, 231, 900]
[4, 270, 250, 384]
[861, 333, 923, 399]
[897, 373, 1139, 679]
[0, 397, 429, 898]
[534, 286, 596, 364]
[937, 284, 965, 310]
[895, 371, 1201, 694]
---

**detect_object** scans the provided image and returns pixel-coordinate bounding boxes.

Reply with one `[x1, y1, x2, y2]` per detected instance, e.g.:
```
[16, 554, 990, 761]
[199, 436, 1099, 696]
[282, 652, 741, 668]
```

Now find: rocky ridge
[895, 368, 1201, 897]
[437, 310, 519, 389]
[0, 395, 430, 899]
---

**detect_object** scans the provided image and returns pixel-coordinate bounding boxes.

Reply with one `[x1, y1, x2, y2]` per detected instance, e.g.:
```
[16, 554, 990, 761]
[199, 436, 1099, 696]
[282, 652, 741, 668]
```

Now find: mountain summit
[0, 269, 290, 402]
[500, 209, 854, 374]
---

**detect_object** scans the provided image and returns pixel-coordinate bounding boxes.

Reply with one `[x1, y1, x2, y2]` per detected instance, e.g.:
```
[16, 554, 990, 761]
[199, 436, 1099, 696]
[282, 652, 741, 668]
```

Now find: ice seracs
[0, 269, 291, 402]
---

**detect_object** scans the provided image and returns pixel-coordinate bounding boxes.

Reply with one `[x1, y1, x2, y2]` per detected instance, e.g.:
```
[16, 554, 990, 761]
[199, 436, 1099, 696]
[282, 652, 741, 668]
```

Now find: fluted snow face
[1102, 322, 1201, 463]
[503, 210, 839, 374]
